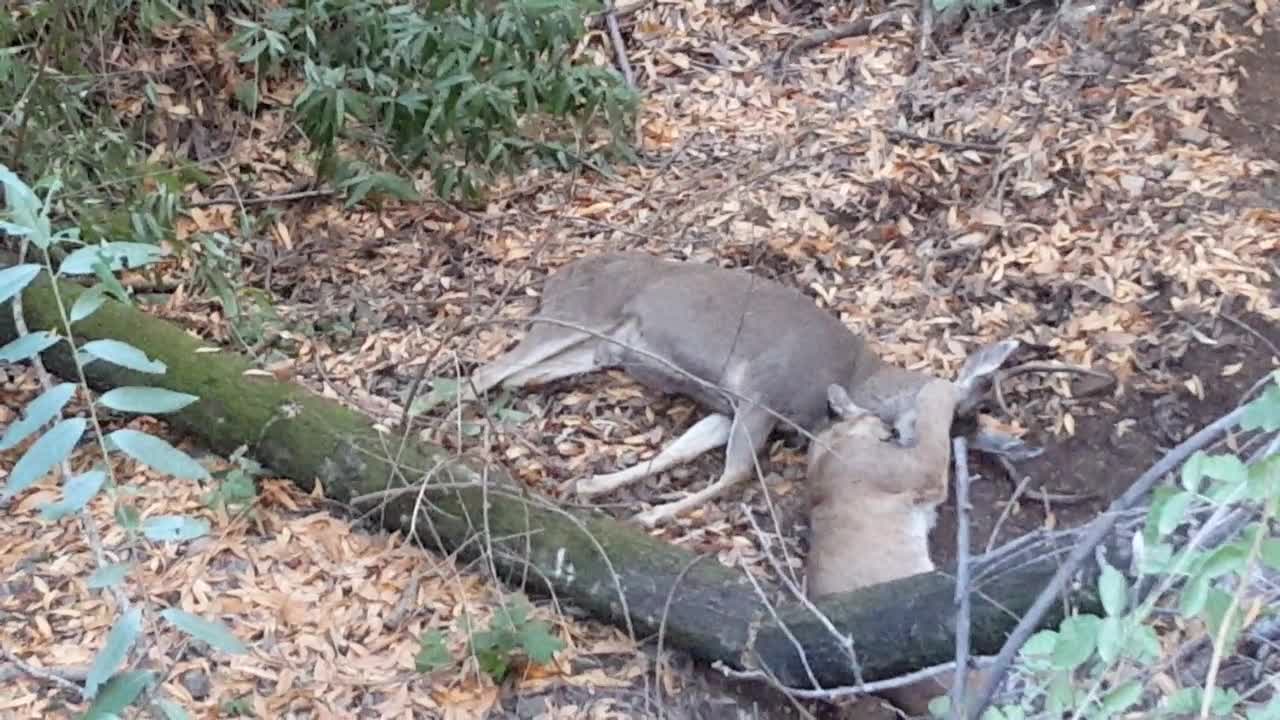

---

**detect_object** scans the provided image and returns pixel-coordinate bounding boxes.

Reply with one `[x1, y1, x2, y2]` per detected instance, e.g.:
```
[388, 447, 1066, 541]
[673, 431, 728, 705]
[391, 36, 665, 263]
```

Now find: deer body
[466, 252, 1022, 527]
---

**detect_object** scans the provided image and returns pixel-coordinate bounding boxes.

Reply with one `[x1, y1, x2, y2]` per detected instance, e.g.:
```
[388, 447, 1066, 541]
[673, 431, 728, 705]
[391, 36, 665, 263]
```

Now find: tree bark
[1, 267, 1102, 688]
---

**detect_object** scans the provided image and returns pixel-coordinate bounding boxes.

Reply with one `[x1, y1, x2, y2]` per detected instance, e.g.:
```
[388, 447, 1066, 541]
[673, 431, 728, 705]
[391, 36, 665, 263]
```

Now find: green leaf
[80, 669, 156, 719]
[106, 429, 210, 480]
[0, 330, 60, 362]
[142, 515, 211, 542]
[159, 609, 248, 654]
[1137, 541, 1174, 575]
[1181, 450, 1208, 492]
[0, 263, 40, 304]
[70, 285, 109, 324]
[1096, 616, 1124, 665]
[415, 629, 453, 672]
[1099, 681, 1143, 717]
[152, 697, 192, 720]
[1180, 570, 1211, 616]
[1051, 614, 1100, 670]
[39, 469, 108, 521]
[4, 418, 87, 500]
[82, 339, 167, 374]
[1125, 622, 1161, 663]
[1047, 670, 1073, 716]
[85, 607, 144, 697]
[98, 387, 199, 414]
[1018, 629, 1058, 671]
[1157, 491, 1195, 536]
[1201, 542, 1248, 579]
[1098, 558, 1127, 616]
[0, 382, 77, 451]
[88, 563, 131, 589]
[1200, 453, 1248, 479]
[1243, 381, 1280, 432]
[1262, 538, 1280, 571]
[59, 242, 167, 276]
[1203, 588, 1245, 650]
[1161, 687, 1203, 716]
[519, 620, 563, 664]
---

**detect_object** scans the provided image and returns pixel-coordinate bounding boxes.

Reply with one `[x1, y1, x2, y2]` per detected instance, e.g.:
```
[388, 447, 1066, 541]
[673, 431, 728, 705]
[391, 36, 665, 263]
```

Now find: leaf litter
[4, 0, 1280, 717]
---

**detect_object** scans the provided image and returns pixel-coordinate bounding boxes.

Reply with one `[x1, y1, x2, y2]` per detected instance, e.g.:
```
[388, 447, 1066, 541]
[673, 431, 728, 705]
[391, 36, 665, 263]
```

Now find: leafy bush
[929, 377, 1280, 719]
[228, 0, 639, 200]
[2, 166, 249, 717]
[414, 593, 565, 680]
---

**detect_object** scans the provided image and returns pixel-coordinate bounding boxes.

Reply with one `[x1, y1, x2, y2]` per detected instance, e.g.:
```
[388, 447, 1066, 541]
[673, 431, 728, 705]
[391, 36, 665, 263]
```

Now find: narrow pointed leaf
[70, 285, 108, 324]
[3, 418, 87, 500]
[88, 563, 131, 589]
[142, 515, 211, 542]
[82, 340, 167, 374]
[59, 242, 167, 276]
[159, 609, 248, 654]
[85, 607, 143, 697]
[0, 263, 40, 304]
[98, 387, 198, 414]
[106, 430, 209, 479]
[0, 330, 59, 362]
[0, 382, 76, 451]
[81, 669, 156, 719]
[39, 469, 108, 520]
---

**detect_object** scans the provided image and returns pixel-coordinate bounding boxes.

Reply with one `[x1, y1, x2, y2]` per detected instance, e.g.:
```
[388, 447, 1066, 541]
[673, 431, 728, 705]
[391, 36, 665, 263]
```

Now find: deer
[803, 376, 996, 718]
[462, 251, 1032, 527]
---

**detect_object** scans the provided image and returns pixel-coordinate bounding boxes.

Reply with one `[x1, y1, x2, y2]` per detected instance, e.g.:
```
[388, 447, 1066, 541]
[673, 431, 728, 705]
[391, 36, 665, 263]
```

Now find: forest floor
[3, 0, 1279, 718]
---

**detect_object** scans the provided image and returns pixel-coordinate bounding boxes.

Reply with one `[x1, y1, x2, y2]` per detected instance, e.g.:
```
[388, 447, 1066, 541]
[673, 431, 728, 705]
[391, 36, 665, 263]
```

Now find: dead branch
[604, 0, 636, 88]
[784, 11, 911, 59]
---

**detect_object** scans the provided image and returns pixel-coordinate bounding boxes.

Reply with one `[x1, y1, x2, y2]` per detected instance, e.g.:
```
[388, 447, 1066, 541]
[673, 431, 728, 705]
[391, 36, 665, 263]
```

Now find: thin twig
[784, 10, 910, 58]
[950, 436, 973, 719]
[966, 402, 1252, 719]
[654, 553, 710, 716]
[187, 187, 335, 208]
[604, 0, 636, 88]
[887, 128, 1000, 154]
[0, 647, 87, 699]
[1218, 311, 1280, 362]
[744, 506, 864, 683]
[913, 0, 936, 75]
[718, 656, 996, 700]
[997, 455, 1099, 506]
[740, 552, 825, 691]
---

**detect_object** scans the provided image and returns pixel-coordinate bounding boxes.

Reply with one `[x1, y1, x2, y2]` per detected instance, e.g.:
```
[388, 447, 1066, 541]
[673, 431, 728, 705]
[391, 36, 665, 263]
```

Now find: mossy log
[1, 267, 1100, 689]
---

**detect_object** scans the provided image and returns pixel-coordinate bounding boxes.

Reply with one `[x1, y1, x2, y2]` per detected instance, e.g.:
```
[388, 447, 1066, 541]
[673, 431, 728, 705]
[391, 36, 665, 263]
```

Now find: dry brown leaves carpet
[3, 0, 1279, 717]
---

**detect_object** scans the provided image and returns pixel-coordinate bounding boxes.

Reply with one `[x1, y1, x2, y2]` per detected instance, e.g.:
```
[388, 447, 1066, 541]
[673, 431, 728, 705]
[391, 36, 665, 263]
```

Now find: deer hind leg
[466, 320, 610, 400]
[576, 413, 733, 498]
[633, 408, 775, 528]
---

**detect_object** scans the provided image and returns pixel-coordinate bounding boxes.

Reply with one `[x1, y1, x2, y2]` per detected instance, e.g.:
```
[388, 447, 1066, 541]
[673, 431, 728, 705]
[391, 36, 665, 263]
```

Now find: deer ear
[827, 384, 867, 419]
[954, 339, 1020, 415]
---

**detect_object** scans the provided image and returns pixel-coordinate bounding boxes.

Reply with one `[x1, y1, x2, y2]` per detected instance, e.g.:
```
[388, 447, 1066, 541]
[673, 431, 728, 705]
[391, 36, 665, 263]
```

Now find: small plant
[414, 594, 565, 681]
[928, 374, 1280, 719]
[1, 166, 249, 717]
[205, 445, 265, 513]
[226, 0, 639, 202]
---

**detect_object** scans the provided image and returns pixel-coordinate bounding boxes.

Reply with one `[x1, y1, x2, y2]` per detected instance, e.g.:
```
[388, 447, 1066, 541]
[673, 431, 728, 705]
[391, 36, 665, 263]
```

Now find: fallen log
[1, 265, 1101, 690]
